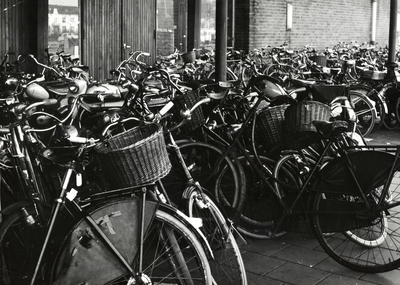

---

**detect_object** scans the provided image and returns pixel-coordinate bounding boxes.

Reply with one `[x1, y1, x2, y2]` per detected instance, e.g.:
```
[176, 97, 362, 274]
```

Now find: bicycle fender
[158, 202, 215, 261]
[53, 198, 158, 285]
[1, 200, 35, 216]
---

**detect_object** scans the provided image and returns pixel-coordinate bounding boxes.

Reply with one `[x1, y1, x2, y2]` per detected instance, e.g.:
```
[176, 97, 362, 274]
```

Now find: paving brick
[313, 257, 365, 279]
[361, 269, 400, 285]
[266, 262, 330, 285]
[246, 271, 284, 285]
[242, 237, 290, 256]
[271, 244, 328, 267]
[319, 274, 379, 285]
[241, 250, 286, 275]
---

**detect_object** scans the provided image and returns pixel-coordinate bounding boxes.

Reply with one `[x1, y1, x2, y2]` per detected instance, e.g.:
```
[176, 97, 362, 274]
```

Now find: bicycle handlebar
[28, 54, 65, 79]
[163, 97, 211, 133]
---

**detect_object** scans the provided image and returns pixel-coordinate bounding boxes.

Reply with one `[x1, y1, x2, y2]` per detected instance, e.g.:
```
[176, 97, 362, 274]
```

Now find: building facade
[0, 0, 396, 80]
[234, 0, 391, 52]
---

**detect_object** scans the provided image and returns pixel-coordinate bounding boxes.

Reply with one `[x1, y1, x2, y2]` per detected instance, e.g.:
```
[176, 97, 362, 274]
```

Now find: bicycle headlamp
[68, 82, 80, 93]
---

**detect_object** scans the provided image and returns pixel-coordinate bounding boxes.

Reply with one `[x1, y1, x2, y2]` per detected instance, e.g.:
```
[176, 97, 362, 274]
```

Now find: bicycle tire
[236, 155, 287, 239]
[369, 92, 386, 132]
[312, 175, 400, 273]
[273, 154, 305, 199]
[396, 95, 400, 125]
[186, 188, 247, 285]
[381, 86, 399, 130]
[348, 90, 376, 136]
[240, 64, 255, 87]
[207, 68, 238, 81]
[51, 198, 212, 284]
[342, 215, 388, 248]
[263, 64, 290, 83]
[0, 168, 21, 210]
[0, 205, 49, 285]
[162, 140, 244, 213]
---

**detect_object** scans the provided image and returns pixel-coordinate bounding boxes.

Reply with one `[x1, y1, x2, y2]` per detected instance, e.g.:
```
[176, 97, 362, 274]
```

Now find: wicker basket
[360, 69, 386, 81]
[312, 55, 327, 67]
[284, 101, 331, 150]
[173, 90, 205, 133]
[180, 51, 196, 64]
[255, 104, 288, 155]
[95, 123, 171, 188]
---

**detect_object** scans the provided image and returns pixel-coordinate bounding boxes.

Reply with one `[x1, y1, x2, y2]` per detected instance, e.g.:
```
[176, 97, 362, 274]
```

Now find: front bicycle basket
[95, 123, 171, 188]
[173, 90, 205, 133]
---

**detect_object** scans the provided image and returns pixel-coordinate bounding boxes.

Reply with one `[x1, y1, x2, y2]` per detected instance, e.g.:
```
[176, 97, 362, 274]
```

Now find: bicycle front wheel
[186, 188, 247, 285]
[51, 199, 212, 284]
[313, 177, 400, 273]
[237, 155, 287, 239]
[162, 140, 244, 212]
[0, 205, 48, 285]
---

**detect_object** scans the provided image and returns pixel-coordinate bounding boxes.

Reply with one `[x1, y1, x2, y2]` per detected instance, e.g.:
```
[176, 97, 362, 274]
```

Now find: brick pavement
[240, 128, 400, 285]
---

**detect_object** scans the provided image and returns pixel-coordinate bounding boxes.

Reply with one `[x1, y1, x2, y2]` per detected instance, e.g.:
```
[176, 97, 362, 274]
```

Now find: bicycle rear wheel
[348, 90, 376, 136]
[313, 174, 400, 273]
[351, 85, 385, 132]
[186, 188, 247, 285]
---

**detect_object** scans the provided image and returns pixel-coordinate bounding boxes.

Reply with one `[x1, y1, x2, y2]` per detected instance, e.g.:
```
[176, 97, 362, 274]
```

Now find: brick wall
[235, 0, 391, 52]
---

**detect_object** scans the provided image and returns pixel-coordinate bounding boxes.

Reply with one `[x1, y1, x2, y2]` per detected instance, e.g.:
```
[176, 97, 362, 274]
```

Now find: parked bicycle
[177, 72, 400, 273]
[0, 89, 214, 284]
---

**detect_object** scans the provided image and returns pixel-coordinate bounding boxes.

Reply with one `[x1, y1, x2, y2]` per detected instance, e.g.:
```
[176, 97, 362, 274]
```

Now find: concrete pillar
[215, 0, 228, 81]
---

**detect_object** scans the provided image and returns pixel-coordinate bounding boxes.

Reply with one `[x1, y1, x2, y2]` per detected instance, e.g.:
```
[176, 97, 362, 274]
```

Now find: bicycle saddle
[312, 120, 348, 137]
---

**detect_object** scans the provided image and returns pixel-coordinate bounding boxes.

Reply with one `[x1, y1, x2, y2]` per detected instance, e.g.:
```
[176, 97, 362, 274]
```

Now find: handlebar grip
[43, 98, 58, 105]
[159, 101, 174, 116]
[141, 52, 151, 57]
[68, 137, 89, 143]
[68, 136, 99, 144]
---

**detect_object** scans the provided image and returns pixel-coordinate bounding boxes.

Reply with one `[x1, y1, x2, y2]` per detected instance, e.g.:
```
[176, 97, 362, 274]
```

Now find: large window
[48, 0, 80, 58]
[156, 0, 217, 57]
[156, 0, 176, 56]
[200, 0, 215, 50]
